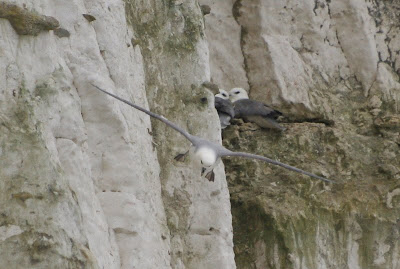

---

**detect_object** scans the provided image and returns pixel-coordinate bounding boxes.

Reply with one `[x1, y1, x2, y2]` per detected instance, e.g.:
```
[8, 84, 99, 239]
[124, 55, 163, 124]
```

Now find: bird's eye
[222, 93, 227, 97]
[235, 91, 240, 94]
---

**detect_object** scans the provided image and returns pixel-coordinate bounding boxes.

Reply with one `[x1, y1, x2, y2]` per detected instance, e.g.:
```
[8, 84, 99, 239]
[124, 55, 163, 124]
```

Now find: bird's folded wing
[234, 99, 281, 119]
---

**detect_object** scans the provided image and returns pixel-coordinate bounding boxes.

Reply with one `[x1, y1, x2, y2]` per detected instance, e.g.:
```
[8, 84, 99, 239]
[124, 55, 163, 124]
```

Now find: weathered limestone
[0, 87, 99, 268]
[330, 0, 379, 96]
[2, 0, 399, 267]
[200, 0, 248, 91]
[202, 0, 400, 268]
[0, 1, 122, 267]
[1, 0, 235, 268]
[223, 121, 400, 269]
[124, 0, 236, 268]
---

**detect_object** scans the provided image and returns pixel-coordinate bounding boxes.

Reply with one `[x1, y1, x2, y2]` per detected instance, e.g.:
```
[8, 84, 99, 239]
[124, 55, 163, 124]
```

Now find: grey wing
[220, 151, 334, 183]
[215, 97, 235, 118]
[92, 84, 195, 143]
[234, 99, 282, 119]
[245, 115, 286, 131]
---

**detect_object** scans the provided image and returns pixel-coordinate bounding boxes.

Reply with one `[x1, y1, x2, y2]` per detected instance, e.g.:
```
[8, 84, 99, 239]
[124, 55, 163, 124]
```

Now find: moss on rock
[223, 119, 400, 268]
[0, 3, 59, 36]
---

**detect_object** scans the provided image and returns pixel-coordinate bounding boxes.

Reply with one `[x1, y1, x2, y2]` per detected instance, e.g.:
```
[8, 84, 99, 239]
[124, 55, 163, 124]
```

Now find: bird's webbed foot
[174, 151, 189, 162]
[205, 170, 215, 182]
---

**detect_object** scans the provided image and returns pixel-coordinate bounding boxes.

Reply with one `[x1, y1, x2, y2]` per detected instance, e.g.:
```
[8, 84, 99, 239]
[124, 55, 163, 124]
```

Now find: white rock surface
[200, 0, 249, 91]
[0, 0, 235, 268]
[2, 0, 398, 268]
[209, 0, 399, 117]
[121, 1, 236, 268]
[330, 0, 379, 96]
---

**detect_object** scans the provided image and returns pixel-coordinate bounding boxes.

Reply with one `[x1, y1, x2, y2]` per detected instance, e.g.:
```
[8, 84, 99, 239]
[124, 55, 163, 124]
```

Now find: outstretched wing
[234, 99, 282, 119]
[215, 97, 235, 118]
[92, 84, 194, 143]
[220, 151, 334, 183]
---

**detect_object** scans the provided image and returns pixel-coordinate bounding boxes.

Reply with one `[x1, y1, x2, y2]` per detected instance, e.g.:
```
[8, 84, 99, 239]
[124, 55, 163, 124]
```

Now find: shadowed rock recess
[202, 0, 400, 268]
[0, 0, 399, 269]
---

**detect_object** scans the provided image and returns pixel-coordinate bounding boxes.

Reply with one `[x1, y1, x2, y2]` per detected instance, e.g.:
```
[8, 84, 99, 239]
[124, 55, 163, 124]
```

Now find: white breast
[195, 147, 217, 167]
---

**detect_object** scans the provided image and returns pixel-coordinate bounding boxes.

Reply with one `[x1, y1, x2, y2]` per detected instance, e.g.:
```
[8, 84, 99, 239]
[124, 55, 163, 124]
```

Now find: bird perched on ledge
[91, 84, 334, 183]
[214, 89, 235, 129]
[229, 88, 286, 131]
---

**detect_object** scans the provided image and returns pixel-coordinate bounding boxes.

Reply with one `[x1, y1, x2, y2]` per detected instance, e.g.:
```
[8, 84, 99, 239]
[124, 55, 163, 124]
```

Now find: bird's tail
[267, 119, 286, 131]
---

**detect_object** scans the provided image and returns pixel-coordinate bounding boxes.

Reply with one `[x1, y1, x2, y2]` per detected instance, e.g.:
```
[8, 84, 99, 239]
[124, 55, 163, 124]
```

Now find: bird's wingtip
[90, 82, 100, 89]
[320, 177, 336, 184]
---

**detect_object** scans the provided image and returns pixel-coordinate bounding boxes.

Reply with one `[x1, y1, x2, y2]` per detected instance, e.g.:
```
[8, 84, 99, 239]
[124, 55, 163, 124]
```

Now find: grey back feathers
[229, 88, 285, 131]
[233, 99, 282, 119]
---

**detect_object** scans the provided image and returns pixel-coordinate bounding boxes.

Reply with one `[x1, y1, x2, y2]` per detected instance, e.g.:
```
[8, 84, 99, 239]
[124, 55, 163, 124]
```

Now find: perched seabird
[91, 84, 334, 183]
[214, 89, 235, 129]
[229, 88, 286, 131]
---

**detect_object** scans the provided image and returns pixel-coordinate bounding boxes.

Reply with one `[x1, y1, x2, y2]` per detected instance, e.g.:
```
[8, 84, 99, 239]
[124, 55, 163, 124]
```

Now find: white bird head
[215, 89, 229, 100]
[195, 147, 217, 167]
[229, 88, 249, 102]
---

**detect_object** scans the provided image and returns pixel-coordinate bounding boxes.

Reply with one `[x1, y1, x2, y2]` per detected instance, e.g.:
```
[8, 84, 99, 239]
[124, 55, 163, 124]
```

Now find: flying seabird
[214, 89, 235, 129]
[229, 88, 286, 131]
[91, 84, 334, 183]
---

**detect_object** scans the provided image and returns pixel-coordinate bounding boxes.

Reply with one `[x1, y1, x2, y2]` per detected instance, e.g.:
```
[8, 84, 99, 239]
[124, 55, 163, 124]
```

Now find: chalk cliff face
[202, 0, 400, 268]
[1, 0, 399, 269]
[0, 0, 234, 268]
